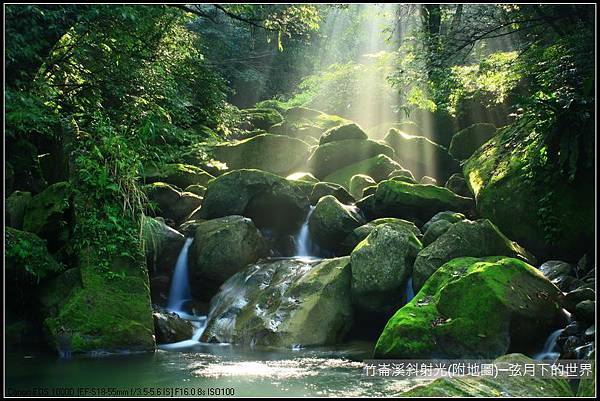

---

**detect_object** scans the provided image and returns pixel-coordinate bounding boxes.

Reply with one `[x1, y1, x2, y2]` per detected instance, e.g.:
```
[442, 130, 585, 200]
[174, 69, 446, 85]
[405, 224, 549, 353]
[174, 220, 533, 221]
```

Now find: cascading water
[294, 206, 315, 257]
[534, 329, 563, 361]
[166, 238, 194, 313]
[405, 277, 415, 303]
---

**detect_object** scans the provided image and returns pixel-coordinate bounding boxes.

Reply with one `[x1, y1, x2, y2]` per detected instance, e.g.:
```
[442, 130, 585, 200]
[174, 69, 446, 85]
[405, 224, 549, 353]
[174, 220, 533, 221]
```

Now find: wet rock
[584, 325, 595, 341]
[351, 223, 422, 314]
[375, 257, 564, 359]
[309, 182, 355, 205]
[141, 216, 185, 275]
[340, 218, 421, 255]
[574, 300, 595, 323]
[153, 310, 194, 344]
[565, 288, 595, 313]
[145, 182, 203, 223]
[412, 219, 536, 292]
[177, 219, 207, 237]
[539, 260, 574, 281]
[201, 257, 353, 348]
[150, 275, 171, 305]
[309, 195, 365, 252]
[323, 154, 402, 188]
[188, 216, 269, 301]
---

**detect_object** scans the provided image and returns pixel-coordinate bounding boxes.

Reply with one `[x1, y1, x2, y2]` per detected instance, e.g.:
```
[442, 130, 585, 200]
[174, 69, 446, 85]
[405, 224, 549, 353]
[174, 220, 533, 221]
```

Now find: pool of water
[6, 342, 429, 397]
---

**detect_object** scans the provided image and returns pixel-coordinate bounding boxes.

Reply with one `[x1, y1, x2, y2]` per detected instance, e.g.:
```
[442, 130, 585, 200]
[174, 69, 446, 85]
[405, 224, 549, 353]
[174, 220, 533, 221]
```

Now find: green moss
[287, 172, 319, 183]
[240, 107, 283, 130]
[374, 257, 563, 359]
[5, 227, 64, 283]
[22, 181, 72, 243]
[348, 174, 376, 199]
[6, 191, 32, 229]
[309, 195, 364, 250]
[323, 154, 402, 188]
[270, 107, 350, 141]
[142, 163, 214, 189]
[319, 123, 368, 145]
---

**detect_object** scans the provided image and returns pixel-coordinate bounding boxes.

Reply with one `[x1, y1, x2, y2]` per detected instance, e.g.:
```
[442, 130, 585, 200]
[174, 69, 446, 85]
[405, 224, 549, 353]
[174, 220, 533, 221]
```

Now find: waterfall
[294, 206, 315, 257]
[166, 238, 194, 313]
[534, 328, 563, 361]
[405, 277, 415, 303]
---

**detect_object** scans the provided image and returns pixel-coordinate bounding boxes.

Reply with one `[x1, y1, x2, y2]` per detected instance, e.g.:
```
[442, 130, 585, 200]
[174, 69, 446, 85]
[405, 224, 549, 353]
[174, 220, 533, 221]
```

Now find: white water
[405, 277, 415, 303]
[294, 206, 315, 257]
[534, 328, 563, 361]
[166, 238, 194, 312]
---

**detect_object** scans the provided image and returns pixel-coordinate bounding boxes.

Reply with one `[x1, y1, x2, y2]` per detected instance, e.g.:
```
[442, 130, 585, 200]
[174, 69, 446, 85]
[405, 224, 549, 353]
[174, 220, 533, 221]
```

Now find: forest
[4, 3, 596, 398]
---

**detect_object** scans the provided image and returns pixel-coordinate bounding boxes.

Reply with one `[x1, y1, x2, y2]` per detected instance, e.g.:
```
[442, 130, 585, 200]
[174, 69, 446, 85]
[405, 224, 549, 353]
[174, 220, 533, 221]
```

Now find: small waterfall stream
[166, 238, 194, 313]
[294, 206, 315, 257]
[533, 329, 563, 361]
[405, 277, 415, 303]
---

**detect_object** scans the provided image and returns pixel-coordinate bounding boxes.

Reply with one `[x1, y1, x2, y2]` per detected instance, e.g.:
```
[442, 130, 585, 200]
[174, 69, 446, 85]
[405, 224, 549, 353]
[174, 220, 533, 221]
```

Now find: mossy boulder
[22, 181, 73, 250]
[349, 174, 376, 199]
[309, 195, 365, 252]
[184, 184, 206, 197]
[324, 154, 403, 188]
[400, 354, 574, 397]
[145, 182, 203, 224]
[351, 224, 422, 314]
[341, 218, 421, 254]
[388, 168, 417, 183]
[368, 121, 423, 140]
[448, 123, 497, 161]
[42, 250, 155, 355]
[201, 257, 353, 347]
[270, 107, 350, 142]
[239, 107, 283, 130]
[319, 123, 368, 145]
[422, 211, 467, 232]
[142, 163, 214, 189]
[360, 180, 474, 226]
[153, 310, 194, 344]
[212, 134, 310, 176]
[286, 172, 319, 183]
[413, 219, 536, 292]
[309, 181, 355, 205]
[444, 173, 471, 197]
[463, 128, 594, 261]
[141, 216, 185, 275]
[422, 219, 454, 246]
[39, 268, 82, 319]
[199, 169, 310, 234]
[308, 139, 394, 179]
[384, 129, 460, 182]
[374, 257, 564, 359]
[188, 216, 269, 301]
[6, 190, 32, 229]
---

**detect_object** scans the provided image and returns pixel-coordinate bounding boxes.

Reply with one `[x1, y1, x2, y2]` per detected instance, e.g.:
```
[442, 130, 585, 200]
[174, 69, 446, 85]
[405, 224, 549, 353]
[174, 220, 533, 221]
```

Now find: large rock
[188, 216, 269, 301]
[323, 154, 402, 188]
[199, 169, 310, 234]
[463, 127, 594, 261]
[308, 139, 394, 179]
[412, 219, 536, 292]
[153, 310, 194, 344]
[145, 182, 203, 223]
[141, 216, 185, 275]
[22, 181, 73, 250]
[448, 123, 497, 161]
[421, 211, 466, 232]
[374, 257, 564, 359]
[341, 218, 421, 254]
[351, 223, 422, 314]
[142, 163, 214, 189]
[384, 129, 460, 182]
[239, 107, 283, 130]
[201, 257, 353, 347]
[212, 134, 310, 176]
[6, 190, 32, 229]
[286, 172, 319, 183]
[269, 107, 350, 142]
[359, 180, 474, 226]
[444, 173, 471, 197]
[319, 123, 367, 144]
[309, 195, 365, 252]
[400, 354, 574, 397]
[309, 182, 355, 205]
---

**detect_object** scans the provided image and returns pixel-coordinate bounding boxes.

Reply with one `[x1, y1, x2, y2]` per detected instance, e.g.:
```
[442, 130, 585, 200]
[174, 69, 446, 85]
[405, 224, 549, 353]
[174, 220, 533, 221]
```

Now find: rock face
[359, 180, 474, 226]
[153, 310, 194, 344]
[201, 257, 353, 347]
[145, 182, 203, 223]
[374, 257, 564, 359]
[308, 139, 395, 179]
[348, 174, 376, 199]
[141, 216, 185, 275]
[188, 216, 269, 301]
[319, 123, 368, 144]
[199, 169, 310, 234]
[6, 190, 32, 229]
[448, 123, 497, 160]
[143, 163, 214, 189]
[309, 195, 365, 252]
[412, 219, 536, 292]
[351, 224, 422, 314]
[384, 129, 459, 182]
[309, 182, 355, 205]
[324, 154, 402, 188]
[212, 134, 310, 176]
[400, 354, 574, 397]
[463, 128, 594, 261]
[22, 181, 73, 251]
